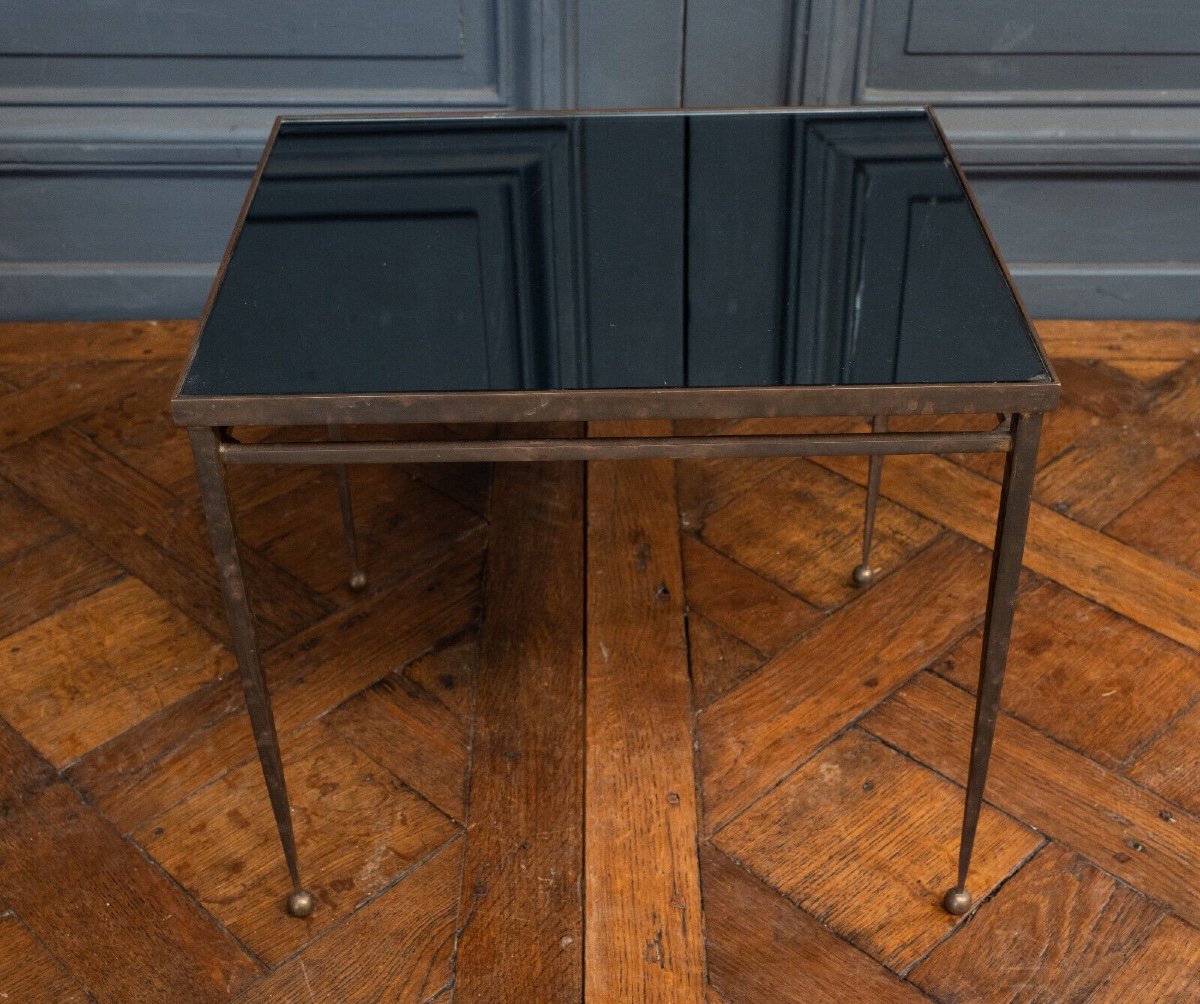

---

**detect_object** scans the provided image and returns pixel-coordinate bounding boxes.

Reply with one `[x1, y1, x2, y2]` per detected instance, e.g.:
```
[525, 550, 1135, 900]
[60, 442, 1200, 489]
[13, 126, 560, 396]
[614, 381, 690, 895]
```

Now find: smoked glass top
[178, 108, 1051, 398]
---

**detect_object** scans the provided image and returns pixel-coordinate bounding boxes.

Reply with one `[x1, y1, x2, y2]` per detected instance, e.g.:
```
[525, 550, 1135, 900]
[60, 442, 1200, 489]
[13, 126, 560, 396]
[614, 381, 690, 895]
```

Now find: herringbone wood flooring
[0, 320, 1197, 1001]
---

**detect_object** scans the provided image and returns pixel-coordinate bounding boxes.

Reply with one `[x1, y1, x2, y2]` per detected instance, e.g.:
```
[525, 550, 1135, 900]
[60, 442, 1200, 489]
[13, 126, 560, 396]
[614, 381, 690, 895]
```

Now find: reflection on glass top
[179, 109, 1051, 398]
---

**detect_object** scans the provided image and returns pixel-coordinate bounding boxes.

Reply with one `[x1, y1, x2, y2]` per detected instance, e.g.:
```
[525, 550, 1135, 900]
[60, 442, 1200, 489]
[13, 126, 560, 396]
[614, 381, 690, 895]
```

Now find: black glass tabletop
[177, 108, 1051, 400]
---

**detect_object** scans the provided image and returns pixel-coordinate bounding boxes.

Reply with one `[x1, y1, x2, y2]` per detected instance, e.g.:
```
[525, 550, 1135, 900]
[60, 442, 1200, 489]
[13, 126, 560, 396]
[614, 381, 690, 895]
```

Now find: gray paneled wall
[1, 0, 1196, 320]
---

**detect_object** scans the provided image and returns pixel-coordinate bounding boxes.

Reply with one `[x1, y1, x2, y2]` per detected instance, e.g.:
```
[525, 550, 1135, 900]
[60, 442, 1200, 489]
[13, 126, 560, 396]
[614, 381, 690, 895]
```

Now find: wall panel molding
[2, 0, 1197, 321]
[0, 0, 584, 320]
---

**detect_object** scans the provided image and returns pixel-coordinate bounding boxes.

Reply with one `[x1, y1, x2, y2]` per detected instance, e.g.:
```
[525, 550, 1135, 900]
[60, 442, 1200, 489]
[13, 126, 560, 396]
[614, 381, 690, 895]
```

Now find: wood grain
[1106, 457, 1200, 576]
[700, 535, 991, 833]
[0, 577, 231, 766]
[1, 318, 1197, 998]
[0, 912, 89, 1003]
[675, 453, 792, 531]
[1033, 415, 1188, 527]
[1126, 702, 1200, 817]
[819, 450, 1200, 651]
[402, 632, 478, 722]
[701, 459, 938, 610]
[0, 474, 65, 564]
[1105, 358, 1187, 382]
[244, 839, 462, 1003]
[0, 319, 195, 363]
[681, 534, 820, 656]
[0, 361, 157, 451]
[1034, 319, 1200, 360]
[1089, 915, 1200, 1003]
[936, 579, 1200, 769]
[0, 426, 334, 646]
[135, 720, 459, 966]
[910, 844, 1162, 1003]
[72, 359, 195, 491]
[454, 461, 586, 1002]
[0, 532, 123, 641]
[702, 844, 926, 1003]
[326, 669, 472, 824]
[716, 729, 1040, 972]
[0, 719, 261, 1001]
[585, 419, 706, 1003]
[237, 463, 483, 602]
[68, 536, 482, 833]
[863, 672, 1200, 927]
[687, 613, 767, 709]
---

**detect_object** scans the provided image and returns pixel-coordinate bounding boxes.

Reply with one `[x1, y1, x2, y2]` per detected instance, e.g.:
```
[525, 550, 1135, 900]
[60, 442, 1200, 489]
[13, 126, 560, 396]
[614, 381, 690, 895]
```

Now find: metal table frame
[172, 108, 1060, 922]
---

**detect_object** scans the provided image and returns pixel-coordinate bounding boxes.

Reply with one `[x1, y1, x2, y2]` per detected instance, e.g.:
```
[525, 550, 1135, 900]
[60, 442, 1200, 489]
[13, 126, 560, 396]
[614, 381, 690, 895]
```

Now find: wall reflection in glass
[183, 110, 1049, 398]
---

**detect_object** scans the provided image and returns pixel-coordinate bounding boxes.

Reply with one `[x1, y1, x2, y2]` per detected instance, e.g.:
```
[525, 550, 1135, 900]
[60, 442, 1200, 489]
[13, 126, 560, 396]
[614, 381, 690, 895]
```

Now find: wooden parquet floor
[0, 319, 1198, 1002]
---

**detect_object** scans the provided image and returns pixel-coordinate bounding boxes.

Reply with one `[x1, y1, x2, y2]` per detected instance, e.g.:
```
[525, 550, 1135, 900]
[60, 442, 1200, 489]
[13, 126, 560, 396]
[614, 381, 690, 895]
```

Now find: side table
[172, 106, 1059, 921]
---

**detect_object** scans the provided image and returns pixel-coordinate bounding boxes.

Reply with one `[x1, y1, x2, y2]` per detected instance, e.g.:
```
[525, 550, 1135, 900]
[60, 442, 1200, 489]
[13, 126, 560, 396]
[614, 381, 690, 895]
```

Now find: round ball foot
[348, 571, 367, 592]
[851, 563, 875, 587]
[942, 887, 972, 916]
[287, 890, 315, 918]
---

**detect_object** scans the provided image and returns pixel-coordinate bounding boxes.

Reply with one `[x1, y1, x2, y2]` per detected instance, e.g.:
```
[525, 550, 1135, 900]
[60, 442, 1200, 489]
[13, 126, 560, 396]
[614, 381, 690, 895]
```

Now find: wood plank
[1089, 915, 1200, 1003]
[936, 579, 1200, 769]
[681, 534, 821, 656]
[71, 359, 195, 491]
[0, 719, 261, 1001]
[0, 577, 232, 767]
[135, 721, 459, 966]
[1127, 702, 1200, 817]
[1033, 418, 1187, 528]
[700, 535, 991, 833]
[245, 838, 462, 1003]
[687, 613, 767, 710]
[1050, 357, 1157, 419]
[910, 844, 1163, 1002]
[862, 672, 1200, 927]
[1035, 320, 1200, 360]
[701, 844, 927, 1003]
[715, 729, 1040, 973]
[1025, 357, 1200, 529]
[1105, 359, 1187, 382]
[0, 361, 158, 451]
[585, 419, 706, 1002]
[885, 406, 1094, 486]
[402, 631, 478, 722]
[676, 454, 792, 532]
[0, 426, 333, 646]
[67, 536, 483, 834]
[0, 532, 123, 640]
[700, 459, 939, 610]
[237, 463, 483, 602]
[0, 474, 65, 564]
[1106, 458, 1200, 577]
[0, 912, 89, 1003]
[326, 669, 472, 824]
[454, 461, 585, 1002]
[0, 319, 195, 363]
[818, 451, 1200, 651]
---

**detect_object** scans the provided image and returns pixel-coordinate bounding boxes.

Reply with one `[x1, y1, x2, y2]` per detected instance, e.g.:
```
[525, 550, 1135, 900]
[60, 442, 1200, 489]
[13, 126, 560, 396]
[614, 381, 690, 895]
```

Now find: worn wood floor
[0, 320, 1197, 1002]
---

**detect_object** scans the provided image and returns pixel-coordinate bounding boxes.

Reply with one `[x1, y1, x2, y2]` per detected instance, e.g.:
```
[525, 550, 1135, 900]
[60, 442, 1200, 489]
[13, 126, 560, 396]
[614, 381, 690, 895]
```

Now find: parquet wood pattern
[0, 319, 1196, 1001]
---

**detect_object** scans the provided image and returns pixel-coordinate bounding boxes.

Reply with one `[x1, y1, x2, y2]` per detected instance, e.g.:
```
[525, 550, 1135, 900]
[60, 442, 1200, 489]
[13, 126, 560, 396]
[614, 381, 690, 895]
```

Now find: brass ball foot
[851, 563, 875, 587]
[287, 890, 315, 918]
[942, 887, 972, 916]
[348, 571, 367, 592]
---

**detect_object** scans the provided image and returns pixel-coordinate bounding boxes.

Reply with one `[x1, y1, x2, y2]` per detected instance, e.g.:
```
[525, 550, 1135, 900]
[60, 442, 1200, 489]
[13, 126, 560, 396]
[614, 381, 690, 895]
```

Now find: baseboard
[1011, 264, 1200, 321]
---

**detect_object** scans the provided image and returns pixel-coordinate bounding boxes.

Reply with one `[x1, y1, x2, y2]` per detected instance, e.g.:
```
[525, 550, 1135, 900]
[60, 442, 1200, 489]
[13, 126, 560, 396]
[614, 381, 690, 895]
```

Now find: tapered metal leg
[328, 424, 366, 592]
[852, 415, 887, 586]
[943, 411, 1043, 916]
[188, 427, 314, 919]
